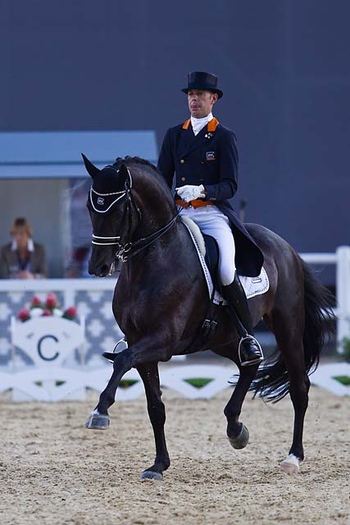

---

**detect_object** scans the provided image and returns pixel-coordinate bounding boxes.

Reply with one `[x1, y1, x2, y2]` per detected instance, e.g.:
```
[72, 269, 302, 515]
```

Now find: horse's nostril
[88, 262, 110, 277]
[94, 264, 110, 277]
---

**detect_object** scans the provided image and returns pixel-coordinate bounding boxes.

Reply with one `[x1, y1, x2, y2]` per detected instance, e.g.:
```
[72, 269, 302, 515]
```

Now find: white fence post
[336, 246, 350, 351]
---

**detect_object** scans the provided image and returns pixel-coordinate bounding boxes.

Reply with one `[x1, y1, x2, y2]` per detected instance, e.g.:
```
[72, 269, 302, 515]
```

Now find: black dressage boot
[222, 274, 264, 366]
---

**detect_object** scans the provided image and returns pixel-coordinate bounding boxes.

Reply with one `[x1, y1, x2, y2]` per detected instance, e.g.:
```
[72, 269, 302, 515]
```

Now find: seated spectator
[0, 217, 48, 279]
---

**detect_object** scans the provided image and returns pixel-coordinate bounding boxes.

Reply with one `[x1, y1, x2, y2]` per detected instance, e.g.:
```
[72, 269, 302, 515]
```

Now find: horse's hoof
[140, 470, 163, 481]
[280, 454, 300, 475]
[102, 352, 117, 363]
[228, 423, 249, 449]
[84, 411, 110, 430]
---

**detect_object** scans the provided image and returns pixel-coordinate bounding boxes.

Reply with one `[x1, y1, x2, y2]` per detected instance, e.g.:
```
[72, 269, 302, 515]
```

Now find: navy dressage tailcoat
[157, 117, 264, 277]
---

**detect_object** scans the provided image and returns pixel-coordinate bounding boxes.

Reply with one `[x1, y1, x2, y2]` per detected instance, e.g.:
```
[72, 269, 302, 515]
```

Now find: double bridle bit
[92, 232, 132, 262]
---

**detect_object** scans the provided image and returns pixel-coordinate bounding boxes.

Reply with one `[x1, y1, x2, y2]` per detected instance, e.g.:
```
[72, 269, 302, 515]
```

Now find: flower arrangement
[17, 293, 78, 323]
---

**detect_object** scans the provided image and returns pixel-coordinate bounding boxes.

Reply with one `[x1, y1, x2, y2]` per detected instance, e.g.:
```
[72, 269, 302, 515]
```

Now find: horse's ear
[81, 153, 100, 179]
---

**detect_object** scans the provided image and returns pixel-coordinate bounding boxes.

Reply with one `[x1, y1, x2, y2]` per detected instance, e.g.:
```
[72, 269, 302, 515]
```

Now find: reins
[117, 211, 180, 262]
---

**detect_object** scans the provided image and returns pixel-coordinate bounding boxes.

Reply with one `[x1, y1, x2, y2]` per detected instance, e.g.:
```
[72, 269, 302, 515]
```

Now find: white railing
[0, 277, 115, 305]
[1, 245, 350, 349]
[300, 246, 350, 349]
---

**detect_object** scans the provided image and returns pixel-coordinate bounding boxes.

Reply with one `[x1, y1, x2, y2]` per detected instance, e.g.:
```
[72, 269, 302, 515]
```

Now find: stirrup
[238, 335, 264, 367]
[102, 337, 128, 363]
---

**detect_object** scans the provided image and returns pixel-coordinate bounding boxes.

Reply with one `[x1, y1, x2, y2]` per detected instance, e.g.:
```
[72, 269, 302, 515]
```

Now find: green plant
[333, 375, 350, 386]
[184, 377, 212, 388]
[119, 379, 138, 389]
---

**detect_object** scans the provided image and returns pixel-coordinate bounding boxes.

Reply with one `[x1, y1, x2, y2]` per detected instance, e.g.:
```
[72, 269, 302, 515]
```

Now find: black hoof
[102, 352, 117, 362]
[141, 470, 163, 481]
[84, 412, 110, 430]
[228, 423, 249, 449]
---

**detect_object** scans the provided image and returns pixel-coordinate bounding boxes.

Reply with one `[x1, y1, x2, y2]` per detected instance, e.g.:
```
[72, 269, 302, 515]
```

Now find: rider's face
[187, 90, 218, 119]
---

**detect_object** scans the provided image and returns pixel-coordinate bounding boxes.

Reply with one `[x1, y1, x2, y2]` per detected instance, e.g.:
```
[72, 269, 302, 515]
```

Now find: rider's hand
[176, 184, 206, 203]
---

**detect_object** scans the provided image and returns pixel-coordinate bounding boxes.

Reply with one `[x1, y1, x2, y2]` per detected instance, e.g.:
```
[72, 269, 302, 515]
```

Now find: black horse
[82, 154, 335, 480]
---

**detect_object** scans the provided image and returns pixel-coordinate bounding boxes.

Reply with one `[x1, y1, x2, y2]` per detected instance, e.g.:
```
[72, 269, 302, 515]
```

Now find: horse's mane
[114, 155, 156, 170]
[114, 156, 174, 200]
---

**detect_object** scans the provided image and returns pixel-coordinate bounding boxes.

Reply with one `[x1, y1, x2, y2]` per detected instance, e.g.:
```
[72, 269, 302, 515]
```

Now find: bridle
[90, 166, 180, 262]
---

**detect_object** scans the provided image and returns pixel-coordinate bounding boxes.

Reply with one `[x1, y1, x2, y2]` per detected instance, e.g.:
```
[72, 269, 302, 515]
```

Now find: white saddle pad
[181, 216, 269, 303]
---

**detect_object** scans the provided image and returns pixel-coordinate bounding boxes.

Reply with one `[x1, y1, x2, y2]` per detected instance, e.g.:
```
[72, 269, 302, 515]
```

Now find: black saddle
[202, 233, 221, 296]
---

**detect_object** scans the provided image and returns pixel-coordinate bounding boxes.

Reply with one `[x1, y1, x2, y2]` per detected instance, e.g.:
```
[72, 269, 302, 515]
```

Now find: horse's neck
[133, 174, 175, 233]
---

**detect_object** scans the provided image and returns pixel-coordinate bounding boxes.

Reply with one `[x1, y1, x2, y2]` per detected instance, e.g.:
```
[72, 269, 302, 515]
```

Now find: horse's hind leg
[272, 320, 310, 474]
[224, 363, 259, 449]
[137, 363, 170, 481]
[282, 343, 310, 474]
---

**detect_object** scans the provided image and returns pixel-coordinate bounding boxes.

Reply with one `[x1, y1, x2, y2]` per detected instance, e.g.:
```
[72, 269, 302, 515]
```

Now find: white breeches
[179, 205, 236, 286]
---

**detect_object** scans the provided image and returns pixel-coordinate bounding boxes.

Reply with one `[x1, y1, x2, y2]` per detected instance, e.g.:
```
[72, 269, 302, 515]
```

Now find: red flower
[18, 307, 31, 322]
[63, 306, 77, 320]
[45, 292, 58, 310]
[30, 296, 42, 309]
[18, 294, 77, 323]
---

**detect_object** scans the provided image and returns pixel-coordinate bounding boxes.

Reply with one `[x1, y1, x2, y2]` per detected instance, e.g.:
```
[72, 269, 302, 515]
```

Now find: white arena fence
[300, 246, 350, 346]
[0, 246, 349, 401]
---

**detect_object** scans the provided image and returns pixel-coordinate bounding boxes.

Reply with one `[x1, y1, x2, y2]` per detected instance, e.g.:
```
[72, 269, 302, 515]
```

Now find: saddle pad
[238, 269, 269, 299]
[181, 217, 269, 302]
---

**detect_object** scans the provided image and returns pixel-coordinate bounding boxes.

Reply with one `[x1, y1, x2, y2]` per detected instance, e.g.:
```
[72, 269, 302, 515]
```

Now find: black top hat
[182, 71, 223, 99]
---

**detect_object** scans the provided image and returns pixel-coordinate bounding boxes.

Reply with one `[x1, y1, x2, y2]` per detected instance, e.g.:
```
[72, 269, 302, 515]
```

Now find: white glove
[176, 184, 206, 203]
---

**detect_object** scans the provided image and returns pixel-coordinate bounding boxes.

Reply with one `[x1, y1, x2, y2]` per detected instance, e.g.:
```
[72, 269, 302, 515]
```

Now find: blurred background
[0, 0, 349, 285]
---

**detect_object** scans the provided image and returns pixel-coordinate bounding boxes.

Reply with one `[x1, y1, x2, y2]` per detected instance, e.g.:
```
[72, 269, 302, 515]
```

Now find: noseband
[90, 167, 180, 262]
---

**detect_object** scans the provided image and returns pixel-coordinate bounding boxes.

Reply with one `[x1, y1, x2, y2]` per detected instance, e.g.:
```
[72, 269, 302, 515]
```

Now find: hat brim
[182, 87, 223, 99]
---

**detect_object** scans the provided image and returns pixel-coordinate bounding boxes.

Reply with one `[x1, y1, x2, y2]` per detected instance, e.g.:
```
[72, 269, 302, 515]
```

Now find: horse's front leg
[84, 350, 133, 430]
[137, 363, 170, 481]
[224, 363, 259, 449]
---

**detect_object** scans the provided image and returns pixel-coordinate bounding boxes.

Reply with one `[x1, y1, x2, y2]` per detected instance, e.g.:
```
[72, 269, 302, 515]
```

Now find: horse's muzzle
[89, 262, 111, 278]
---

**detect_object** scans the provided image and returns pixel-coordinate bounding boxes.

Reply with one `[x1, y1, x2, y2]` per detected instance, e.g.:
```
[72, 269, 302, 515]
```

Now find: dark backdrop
[1, 0, 349, 255]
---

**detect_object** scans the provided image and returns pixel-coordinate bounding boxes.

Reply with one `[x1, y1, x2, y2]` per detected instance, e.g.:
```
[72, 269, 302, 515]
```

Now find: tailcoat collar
[182, 117, 219, 132]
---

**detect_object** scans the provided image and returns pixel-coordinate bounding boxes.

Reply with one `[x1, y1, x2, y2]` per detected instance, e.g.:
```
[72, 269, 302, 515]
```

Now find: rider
[157, 71, 264, 366]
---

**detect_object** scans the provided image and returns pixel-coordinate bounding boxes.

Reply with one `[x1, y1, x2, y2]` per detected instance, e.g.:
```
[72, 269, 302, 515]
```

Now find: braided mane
[114, 156, 158, 171]
[113, 155, 173, 201]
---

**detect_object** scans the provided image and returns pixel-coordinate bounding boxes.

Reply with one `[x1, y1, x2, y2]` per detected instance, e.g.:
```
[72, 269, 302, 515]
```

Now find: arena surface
[0, 385, 349, 525]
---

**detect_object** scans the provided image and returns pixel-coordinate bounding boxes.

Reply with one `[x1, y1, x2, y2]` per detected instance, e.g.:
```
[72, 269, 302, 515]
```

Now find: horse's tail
[250, 258, 336, 402]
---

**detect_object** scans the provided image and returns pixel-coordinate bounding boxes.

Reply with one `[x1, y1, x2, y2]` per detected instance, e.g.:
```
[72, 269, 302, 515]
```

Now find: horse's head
[82, 153, 177, 276]
[82, 153, 134, 277]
